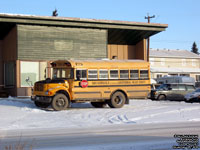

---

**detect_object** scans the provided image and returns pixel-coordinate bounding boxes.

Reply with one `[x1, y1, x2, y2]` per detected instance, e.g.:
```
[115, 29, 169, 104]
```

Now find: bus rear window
[140, 70, 149, 79]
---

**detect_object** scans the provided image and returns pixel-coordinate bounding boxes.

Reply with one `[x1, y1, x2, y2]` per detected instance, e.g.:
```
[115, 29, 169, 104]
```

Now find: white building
[150, 49, 200, 82]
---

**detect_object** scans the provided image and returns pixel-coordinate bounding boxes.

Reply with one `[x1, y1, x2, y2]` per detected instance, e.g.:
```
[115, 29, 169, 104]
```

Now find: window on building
[99, 70, 108, 79]
[161, 58, 165, 66]
[149, 58, 154, 65]
[88, 69, 98, 80]
[140, 70, 149, 79]
[5, 62, 15, 87]
[156, 74, 162, 79]
[76, 69, 87, 80]
[169, 74, 178, 76]
[120, 70, 129, 79]
[130, 70, 139, 79]
[196, 75, 200, 82]
[182, 59, 186, 66]
[192, 59, 196, 66]
[180, 74, 190, 77]
[110, 70, 118, 79]
[21, 61, 39, 87]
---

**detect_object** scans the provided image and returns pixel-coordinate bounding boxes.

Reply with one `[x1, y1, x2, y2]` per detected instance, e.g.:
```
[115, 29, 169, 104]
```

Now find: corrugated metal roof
[150, 49, 200, 59]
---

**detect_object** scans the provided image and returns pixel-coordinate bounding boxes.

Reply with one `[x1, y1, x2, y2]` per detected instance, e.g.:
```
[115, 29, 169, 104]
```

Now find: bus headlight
[65, 81, 69, 88]
[45, 90, 53, 95]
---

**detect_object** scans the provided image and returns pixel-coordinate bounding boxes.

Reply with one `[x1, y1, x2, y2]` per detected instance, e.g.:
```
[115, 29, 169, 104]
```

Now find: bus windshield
[53, 68, 74, 79]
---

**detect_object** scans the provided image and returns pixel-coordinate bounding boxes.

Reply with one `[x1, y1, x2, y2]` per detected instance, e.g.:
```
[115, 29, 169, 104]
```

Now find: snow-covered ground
[0, 97, 200, 130]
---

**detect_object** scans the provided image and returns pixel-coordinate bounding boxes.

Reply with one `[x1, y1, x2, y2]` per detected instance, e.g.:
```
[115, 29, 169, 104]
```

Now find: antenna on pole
[52, 8, 58, 17]
[145, 14, 155, 23]
[145, 14, 155, 62]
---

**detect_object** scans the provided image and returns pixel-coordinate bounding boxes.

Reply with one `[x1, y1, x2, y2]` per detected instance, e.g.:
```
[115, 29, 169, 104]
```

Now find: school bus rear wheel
[52, 93, 70, 111]
[108, 91, 126, 108]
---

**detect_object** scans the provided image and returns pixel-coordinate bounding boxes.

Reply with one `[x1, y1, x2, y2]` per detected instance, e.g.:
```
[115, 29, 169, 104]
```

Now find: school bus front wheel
[51, 93, 70, 111]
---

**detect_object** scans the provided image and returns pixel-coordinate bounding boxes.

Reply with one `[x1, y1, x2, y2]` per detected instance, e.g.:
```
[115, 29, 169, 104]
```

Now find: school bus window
[76, 69, 87, 80]
[110, 70, 119, 79]
[66, 69, 74, 79]
[88, 69, 98, 80]
[140, 70, 149, 79]
[99, 70, 108, 79]
[53, 68, 74, 79]
[120, 70, 129, 79]
[130, 70, 139, 79]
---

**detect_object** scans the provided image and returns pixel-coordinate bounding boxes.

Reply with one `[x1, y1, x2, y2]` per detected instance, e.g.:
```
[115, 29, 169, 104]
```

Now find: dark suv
[150, 83, 195, 101]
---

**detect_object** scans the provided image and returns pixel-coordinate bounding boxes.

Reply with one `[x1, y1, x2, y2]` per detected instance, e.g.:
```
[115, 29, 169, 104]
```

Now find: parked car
[184, 88, 200, 102]
[150, 83, 195, 101]
[147, 84, 161, 99]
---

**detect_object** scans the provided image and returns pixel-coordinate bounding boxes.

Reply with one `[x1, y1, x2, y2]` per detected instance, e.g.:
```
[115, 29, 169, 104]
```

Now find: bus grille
[34, 83, 44, 91]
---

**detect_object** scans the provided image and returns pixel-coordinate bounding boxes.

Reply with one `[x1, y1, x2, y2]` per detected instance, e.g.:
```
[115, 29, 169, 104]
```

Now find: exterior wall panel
[2, 26, 17, 61]
[17, 25, 107, 60]
[135, 39, 147, 61]
[0, 40, 3, 87]
[2, 27, 17, 96]
[108, 44, 136, 60]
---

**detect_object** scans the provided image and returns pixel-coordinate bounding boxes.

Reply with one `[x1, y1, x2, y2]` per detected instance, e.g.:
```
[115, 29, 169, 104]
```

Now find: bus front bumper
[31, 95, 52, 103]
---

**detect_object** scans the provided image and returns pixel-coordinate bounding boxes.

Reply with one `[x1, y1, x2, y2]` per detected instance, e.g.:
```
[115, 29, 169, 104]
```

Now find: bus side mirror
[76, 70, 81, 81]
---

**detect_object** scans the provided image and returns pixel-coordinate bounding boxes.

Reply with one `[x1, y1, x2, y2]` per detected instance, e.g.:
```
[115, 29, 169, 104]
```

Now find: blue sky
[0, 0, 200, 51]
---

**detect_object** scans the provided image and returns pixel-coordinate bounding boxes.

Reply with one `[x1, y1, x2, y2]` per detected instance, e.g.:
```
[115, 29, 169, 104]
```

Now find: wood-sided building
[0, 14, 167, 97]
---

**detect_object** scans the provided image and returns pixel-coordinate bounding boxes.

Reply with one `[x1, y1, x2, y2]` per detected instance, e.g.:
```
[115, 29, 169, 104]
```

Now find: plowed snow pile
[0, 97, 200, 130]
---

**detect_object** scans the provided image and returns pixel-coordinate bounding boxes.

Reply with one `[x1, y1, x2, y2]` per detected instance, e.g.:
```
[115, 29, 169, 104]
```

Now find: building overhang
[0, 13, 168, 45]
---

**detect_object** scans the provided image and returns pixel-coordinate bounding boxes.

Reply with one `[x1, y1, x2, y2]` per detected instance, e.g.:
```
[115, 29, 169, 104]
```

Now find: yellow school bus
[31, 59, 150, 110]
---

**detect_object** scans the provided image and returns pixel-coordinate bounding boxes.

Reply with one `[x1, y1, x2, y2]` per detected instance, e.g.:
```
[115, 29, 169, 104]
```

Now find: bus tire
[34, 101, 50, 108]
[108, 91, 125, 108]
[52, 93, 70, 111]
[91, 102, 107, 108]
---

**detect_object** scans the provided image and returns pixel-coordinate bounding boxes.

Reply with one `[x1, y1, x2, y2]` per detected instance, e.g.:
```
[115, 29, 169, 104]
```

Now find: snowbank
[0, 97, 200, 130]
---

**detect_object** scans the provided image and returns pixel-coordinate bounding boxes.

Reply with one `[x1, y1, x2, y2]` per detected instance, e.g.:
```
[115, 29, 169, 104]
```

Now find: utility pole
[145, 14, 155, 62]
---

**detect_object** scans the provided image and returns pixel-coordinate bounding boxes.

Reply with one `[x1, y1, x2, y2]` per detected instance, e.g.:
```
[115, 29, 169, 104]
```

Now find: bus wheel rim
[114, 96, 122, 104]
[56, 97, 65, 107]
